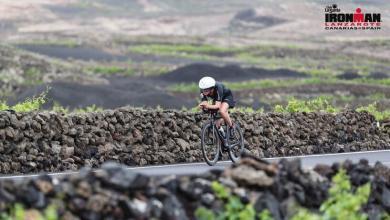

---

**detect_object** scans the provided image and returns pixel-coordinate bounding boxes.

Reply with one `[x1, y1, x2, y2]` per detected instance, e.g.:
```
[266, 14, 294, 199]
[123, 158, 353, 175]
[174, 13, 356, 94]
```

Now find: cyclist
[198, 76, 236, 144]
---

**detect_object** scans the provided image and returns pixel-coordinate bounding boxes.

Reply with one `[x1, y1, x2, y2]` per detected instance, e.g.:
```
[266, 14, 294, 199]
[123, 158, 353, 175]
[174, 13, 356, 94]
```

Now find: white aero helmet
[199, 76, 216, 89]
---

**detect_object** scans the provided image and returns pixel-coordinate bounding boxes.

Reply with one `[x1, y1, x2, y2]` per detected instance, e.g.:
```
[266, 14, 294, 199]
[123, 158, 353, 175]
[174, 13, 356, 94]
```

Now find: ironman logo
[324, 4, 381, 30]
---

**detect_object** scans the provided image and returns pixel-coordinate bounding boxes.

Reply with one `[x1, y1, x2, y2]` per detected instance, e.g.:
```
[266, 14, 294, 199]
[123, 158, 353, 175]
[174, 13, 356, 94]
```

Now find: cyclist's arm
[199, 92, 208, 108]
[204, 85, 223, 109]
[205, 101, 221, 110]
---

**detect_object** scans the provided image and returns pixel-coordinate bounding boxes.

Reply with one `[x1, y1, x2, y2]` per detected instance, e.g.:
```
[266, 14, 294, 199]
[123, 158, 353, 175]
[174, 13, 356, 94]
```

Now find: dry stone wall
[0, 156, 389, 219]
[0, 108, 389, 174]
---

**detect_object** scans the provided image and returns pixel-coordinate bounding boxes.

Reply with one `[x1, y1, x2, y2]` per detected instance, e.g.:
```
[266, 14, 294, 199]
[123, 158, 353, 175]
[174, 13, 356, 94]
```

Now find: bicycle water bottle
[218, 127, 225, 138]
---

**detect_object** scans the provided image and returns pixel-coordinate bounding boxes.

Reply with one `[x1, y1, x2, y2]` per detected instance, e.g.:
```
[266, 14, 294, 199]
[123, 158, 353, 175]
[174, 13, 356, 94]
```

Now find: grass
[127, 41, 388, 79]
[356, 102, 390, 122]
[302, 69, 334, 78]
[168, 78, 335, 93]
[2, 91, 387, 121]
[230, 107, 264, 113]
[337, 95, 355, 103]
[51, 102, 104, 114]
[274, 97, 389, 121]
[279, 97, 390, 121]
[88, 65, 134, 75]
[353, 78, 390, 86]
[168, 77, 390, 93]
[13, 39, 386, 80]
[17, 39, 80, 48]
[274, 96, 339, 114]
[128, 43, 239, 55]
[355, 39, 390, 47]
[128, 43, 227, 61]
[368, 92, 387, 100]
[86, 60, 174, 76]
[133, 61, 172, 76]
[235, 52, 387, 77]
[24, 67, 43, 85]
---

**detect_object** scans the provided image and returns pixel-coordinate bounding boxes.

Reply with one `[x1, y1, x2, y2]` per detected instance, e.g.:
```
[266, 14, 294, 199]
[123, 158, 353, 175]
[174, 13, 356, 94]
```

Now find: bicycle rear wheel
[201, 123, 220, 166]
[228, 123, 244, 163]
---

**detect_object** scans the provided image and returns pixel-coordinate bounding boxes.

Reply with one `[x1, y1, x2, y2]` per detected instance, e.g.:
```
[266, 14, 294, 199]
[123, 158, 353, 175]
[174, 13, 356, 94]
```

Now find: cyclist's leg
[216, 118, 224, 128]
[222, 97, 236, 138]
[219, 102, 233, 127]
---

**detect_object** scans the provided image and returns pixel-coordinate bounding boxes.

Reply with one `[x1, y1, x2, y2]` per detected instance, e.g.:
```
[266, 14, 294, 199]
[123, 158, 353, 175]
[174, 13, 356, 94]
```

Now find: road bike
[200, 109, 244, 166]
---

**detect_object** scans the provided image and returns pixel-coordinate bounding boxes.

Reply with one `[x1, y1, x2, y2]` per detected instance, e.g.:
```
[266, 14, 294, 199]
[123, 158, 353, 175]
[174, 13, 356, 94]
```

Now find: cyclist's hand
[201, 104, 210, 109]
[199, 102, 208, 109]
[201, 107, 209, 113]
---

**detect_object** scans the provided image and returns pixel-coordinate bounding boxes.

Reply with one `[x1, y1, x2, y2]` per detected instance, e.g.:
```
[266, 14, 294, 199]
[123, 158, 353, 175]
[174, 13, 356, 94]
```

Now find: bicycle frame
[205, 110, 225, 143]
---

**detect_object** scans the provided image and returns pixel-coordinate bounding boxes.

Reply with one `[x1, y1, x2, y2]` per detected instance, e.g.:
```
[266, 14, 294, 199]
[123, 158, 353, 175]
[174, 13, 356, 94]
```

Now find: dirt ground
[172, 83, 390, 110]
[2, 1, 389, 56]
[1, 0, 389, 110]
[156, 63, 307, 83]
[9, 63, 309, 110]
[10, 65, 390, 111]
[10, 76, 194, 109]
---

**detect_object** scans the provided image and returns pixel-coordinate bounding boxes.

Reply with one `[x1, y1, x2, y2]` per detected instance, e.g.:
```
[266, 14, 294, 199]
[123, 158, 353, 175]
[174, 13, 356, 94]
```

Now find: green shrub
[43, 204, 58, 220]
[258, 210, 274, 220]
[0, 203, 58, 220]
[291, 208, 320, 220]
[356, 102, 390, 121]
[381, 213, 390, 220]
[11, 93, 47, 112]
[50, 103, 104, 114]
[274, 96, 338, 113]
[0, 90, 47, 112]
[0, 101, 9, 110]
[51, 102, 70, 114]
[230, 107, 264, 114]
[74, 104, 103, 113]
[292, 168, 371, 220]
[195, 168, 380, 220]
[320, 169, 370, 220]
[195, 181, 272, 220]
[195, 207, 216, 220]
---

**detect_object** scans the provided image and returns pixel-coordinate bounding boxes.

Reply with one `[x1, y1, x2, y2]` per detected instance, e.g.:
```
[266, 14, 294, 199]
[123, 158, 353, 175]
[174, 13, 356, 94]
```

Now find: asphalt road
[129, 149, 390, 176]
[1, 150, 389, 180]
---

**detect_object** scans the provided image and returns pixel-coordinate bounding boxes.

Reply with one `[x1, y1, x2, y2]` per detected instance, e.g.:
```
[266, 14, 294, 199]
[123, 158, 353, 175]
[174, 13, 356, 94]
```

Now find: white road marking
[0, 149, 389, 179]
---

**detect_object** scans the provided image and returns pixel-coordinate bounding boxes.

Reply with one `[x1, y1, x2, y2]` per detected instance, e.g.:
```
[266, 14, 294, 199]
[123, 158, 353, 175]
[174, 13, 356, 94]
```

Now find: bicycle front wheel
[201, 123, 220, 166]
[228, 123, 245, 163]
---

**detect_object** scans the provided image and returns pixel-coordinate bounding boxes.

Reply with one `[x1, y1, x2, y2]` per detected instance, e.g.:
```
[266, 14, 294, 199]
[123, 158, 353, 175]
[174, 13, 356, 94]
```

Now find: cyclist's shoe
[222, 139, 229, 149]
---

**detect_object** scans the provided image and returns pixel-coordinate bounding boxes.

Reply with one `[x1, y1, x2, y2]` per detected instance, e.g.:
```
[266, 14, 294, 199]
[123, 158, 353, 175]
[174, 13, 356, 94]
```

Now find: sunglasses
[201, 88, 212, 93]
